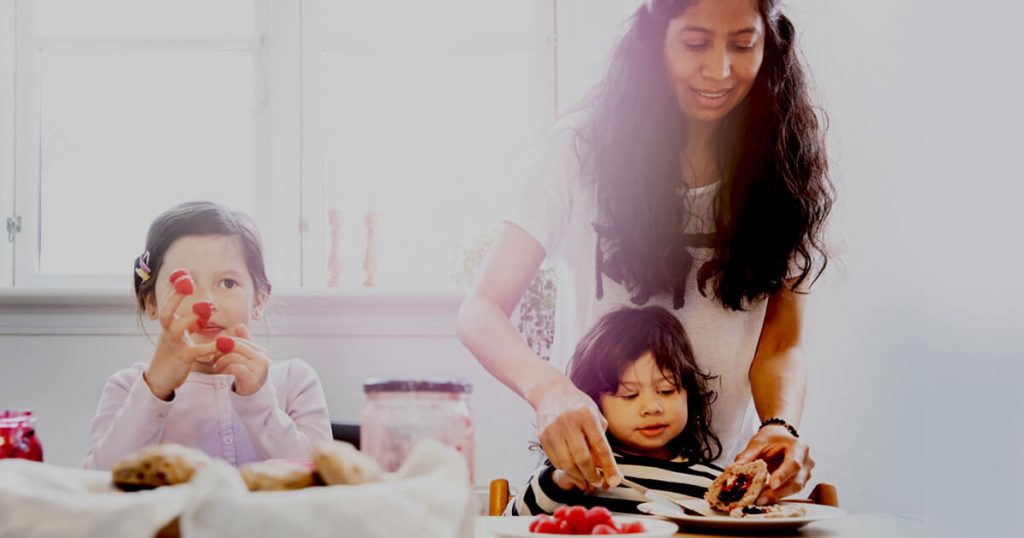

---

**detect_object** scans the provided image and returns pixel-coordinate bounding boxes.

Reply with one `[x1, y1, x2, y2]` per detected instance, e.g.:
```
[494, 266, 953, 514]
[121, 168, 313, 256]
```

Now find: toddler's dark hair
[568, 306, 721, 461]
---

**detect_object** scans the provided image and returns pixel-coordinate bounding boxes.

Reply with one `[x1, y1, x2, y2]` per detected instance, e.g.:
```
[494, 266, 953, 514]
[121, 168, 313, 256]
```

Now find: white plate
[483, 515, 678, 537]
[638, 499, 846, 532]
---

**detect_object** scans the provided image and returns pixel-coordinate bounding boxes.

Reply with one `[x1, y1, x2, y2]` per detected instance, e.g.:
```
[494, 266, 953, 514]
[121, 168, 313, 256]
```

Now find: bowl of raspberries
[514, 505, 676, 536]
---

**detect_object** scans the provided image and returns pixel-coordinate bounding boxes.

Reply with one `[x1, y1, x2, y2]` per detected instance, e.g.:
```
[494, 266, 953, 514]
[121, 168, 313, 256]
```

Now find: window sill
[0, 287, 466, 336]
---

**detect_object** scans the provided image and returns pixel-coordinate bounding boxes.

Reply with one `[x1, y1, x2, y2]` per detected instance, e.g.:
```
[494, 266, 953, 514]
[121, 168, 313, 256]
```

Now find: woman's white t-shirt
[505, 114, 772, 465]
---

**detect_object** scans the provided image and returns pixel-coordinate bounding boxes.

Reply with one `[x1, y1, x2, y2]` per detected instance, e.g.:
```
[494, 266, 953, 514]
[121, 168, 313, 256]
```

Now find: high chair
[486, 479, 839, 515]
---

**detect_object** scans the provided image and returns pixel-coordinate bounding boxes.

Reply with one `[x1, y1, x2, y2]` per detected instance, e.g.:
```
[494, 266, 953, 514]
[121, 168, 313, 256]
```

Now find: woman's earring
[253, 308, 263, 320]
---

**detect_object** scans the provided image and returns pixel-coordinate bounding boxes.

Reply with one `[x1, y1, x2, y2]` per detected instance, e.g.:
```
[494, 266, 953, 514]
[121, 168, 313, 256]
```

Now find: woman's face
[663, 0, 765, 125]
[599, 352, 688, 459]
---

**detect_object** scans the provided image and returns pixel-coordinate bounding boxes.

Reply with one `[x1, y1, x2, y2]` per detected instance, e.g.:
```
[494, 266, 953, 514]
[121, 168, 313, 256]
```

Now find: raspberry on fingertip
[168, 269, 189, 284]
[216, 336, 235, 354]
[174, 277, 195, 295]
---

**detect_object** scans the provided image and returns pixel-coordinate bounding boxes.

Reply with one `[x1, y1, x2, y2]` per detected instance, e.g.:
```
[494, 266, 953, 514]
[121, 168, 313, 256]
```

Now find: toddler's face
[151, 234, 265, 356]
[599, 352, 688, 459]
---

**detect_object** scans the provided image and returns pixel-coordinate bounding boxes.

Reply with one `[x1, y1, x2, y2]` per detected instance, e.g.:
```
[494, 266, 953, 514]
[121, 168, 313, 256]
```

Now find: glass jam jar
[0, 410, 44, 462]
[361, 379, 473, 480]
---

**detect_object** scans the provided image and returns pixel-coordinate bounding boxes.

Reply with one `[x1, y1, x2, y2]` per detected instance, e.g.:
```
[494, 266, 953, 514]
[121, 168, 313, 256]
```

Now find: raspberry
[533, 517, 560, 534]
[191, 301, 214, 319]
[565, 506, 588, 533]
[173, 277, 194, 295]
[168, 269, 189, 284]
[618, 521, 646, 534]
[586, 506, 614, 529]
[216, 336, 235, 354]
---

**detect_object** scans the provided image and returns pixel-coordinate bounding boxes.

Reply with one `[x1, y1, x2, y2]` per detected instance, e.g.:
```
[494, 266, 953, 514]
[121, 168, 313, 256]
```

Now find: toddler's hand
[212, 324, 270, 397]
[145, 270, 218, 400]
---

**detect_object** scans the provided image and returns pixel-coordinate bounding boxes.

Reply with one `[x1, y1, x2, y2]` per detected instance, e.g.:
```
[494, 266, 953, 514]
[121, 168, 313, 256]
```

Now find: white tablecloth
[0, 440, 475, 538]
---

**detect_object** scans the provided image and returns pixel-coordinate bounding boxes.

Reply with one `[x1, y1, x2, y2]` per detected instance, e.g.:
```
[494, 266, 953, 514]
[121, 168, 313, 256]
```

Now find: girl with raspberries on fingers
[84, 201, 332, 469]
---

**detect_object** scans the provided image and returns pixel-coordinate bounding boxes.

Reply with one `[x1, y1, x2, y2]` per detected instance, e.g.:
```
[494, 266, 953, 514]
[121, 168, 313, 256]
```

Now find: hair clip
[135, 251, 152, 282]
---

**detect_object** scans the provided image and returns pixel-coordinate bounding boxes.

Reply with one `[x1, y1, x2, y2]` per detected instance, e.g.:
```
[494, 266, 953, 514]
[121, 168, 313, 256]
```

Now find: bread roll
[704, 460, 770, 512]
[112, 444, 211, 491]
[310, 440, 383, 486]
[239, 460, 318, 491]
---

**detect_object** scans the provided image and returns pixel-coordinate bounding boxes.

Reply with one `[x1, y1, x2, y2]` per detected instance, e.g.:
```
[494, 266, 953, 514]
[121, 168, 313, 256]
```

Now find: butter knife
[620, 478, 707, 517]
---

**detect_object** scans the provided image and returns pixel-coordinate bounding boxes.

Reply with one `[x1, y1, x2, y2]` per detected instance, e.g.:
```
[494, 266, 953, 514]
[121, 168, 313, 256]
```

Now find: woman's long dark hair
[569, 306, 721, 462]
[578, 0, 833, 311]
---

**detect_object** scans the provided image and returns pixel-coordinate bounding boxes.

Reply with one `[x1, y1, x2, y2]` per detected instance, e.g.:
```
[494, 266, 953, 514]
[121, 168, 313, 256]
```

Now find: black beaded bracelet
[760, 417, 799, 438]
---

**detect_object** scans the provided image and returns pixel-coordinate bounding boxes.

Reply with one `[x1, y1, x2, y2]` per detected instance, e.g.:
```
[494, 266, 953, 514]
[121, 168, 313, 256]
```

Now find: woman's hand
[734, 425, 814, 504]
[551, 469, 590, 492]
[212, 324, 270, 397]
[532, 378, 623, 490]
[145, 275, 218, 400]
[741, 282, 813, 503]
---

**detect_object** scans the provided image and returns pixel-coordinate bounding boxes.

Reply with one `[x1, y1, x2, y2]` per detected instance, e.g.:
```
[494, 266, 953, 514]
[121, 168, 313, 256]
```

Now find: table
[474, 515, 923, 538]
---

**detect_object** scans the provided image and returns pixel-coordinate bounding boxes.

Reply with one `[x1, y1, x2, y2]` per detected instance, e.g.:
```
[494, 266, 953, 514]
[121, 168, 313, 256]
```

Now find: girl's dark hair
[568, 306, 721, 462]
[579, 0, 833, 311]
[132, 201, 272, 311]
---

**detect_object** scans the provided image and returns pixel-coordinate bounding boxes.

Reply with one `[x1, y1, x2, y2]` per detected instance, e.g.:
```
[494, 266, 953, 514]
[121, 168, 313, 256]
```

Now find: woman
[458, 0, 832, 504]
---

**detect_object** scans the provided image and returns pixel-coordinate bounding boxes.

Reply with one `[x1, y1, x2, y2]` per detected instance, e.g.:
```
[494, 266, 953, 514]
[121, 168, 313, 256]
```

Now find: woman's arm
[751, 281, 807, 428]
[457, 223, 621, 489]
[457, 223, 557, 401]
[734, 281, 815, 502]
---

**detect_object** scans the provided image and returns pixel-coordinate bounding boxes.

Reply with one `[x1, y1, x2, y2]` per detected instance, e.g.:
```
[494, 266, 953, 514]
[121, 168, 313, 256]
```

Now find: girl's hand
[212, 324, 270, 397]
[145, 275, 218, 400]
[533, 378, 622, 490]
[734, 426, 815, 504]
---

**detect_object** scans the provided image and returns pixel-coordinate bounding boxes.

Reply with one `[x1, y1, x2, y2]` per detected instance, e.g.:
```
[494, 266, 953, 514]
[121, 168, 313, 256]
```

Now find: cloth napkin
[0, 440, 475, 538]
[0, 460, 190, 538]
[180, 439, 475, 538]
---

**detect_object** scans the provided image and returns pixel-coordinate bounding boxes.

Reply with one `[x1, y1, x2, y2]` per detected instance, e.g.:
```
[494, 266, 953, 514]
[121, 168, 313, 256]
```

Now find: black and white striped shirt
[506, 453, 723, 515]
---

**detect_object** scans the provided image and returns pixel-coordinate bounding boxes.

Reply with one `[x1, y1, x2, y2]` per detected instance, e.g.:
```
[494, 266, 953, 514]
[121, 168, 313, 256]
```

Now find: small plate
[483, 515, 678, 537]
[638, 499, 846, 532]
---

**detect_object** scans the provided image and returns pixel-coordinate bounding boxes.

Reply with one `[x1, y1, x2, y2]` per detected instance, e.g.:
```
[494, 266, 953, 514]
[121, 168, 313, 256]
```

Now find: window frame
[298, 0, 558, 289]
[0, 0, 16, 286]
[2, 0, 560, 292]
[7, 0, 303, 289]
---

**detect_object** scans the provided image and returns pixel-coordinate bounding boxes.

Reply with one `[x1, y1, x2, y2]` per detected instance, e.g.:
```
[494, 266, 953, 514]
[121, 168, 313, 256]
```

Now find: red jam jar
[0, 410, 44, 462]
[361, 379, 473, 480]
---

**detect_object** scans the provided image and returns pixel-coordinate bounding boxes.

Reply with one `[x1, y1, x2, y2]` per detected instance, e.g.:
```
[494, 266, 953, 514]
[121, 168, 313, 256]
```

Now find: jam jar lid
[363, 378, 471, 394]
[0, 409, 34, 422]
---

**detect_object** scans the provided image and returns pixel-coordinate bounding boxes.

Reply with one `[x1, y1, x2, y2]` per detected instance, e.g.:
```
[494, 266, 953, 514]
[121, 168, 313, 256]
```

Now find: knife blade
[620, 478, 706, 517]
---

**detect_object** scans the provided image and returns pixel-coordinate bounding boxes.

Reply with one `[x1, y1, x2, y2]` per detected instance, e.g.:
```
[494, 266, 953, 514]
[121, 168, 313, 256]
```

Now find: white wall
[788, 1, 1024, 536]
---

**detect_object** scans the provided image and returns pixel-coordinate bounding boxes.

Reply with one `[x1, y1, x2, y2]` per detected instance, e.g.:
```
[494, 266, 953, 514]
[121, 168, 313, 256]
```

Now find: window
[306, 0, 555, 288]
[0, 0, 643, 291]
[7, 0, 258, 288]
